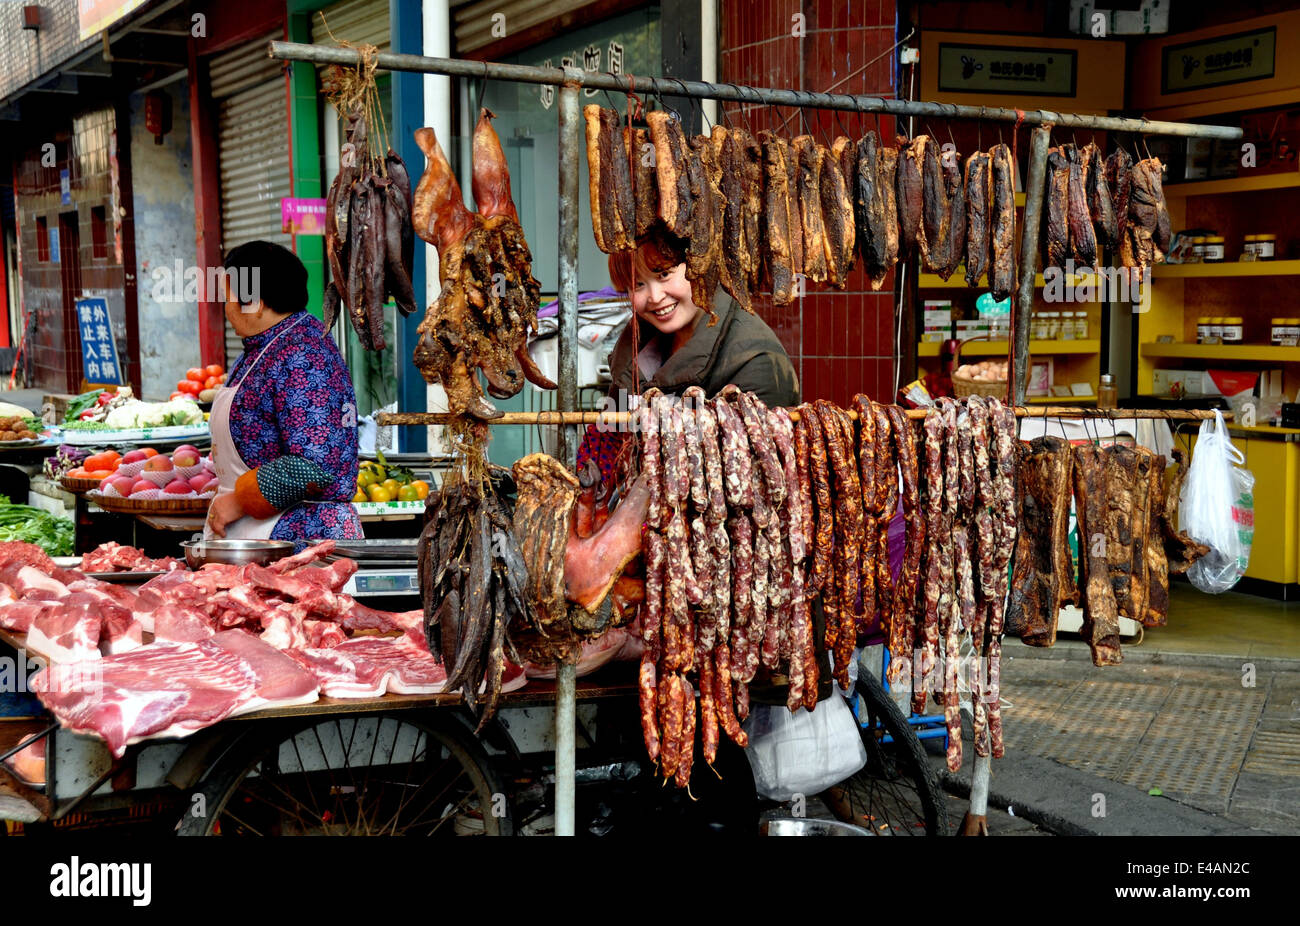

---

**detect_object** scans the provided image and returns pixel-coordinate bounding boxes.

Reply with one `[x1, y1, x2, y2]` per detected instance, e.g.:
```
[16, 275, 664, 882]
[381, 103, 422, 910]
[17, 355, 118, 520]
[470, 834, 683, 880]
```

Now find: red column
[189, 40, 226, 368]
[720, 0, 899, 407]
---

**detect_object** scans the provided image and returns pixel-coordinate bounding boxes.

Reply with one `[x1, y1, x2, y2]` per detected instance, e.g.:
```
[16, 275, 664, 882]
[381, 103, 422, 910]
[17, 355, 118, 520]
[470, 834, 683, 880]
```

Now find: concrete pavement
[935, 640, 1300, 835]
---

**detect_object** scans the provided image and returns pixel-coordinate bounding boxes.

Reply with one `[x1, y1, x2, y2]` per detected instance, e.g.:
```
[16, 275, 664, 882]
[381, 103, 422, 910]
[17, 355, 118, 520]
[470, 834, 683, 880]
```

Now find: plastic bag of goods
[1180, 410, 1254, 594]
[743, 694, 867, 801]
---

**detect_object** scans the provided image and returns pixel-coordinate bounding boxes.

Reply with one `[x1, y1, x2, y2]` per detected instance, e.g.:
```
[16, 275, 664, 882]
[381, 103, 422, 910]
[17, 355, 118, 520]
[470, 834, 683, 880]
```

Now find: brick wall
[14, 105, 128, 392]
[0, 0, 97, 103]
[721, 0, 899, 407]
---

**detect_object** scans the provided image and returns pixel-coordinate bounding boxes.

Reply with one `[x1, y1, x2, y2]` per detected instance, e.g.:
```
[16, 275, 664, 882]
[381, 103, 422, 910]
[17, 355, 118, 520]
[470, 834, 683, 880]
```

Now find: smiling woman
[576, 241, 799, 484]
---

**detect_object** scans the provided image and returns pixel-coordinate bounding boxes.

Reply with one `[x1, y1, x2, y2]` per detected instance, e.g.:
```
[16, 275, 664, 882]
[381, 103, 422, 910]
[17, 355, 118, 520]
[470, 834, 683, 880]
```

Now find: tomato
[217, 374, 226, 384]
[397, 485, 419, 502]
[177, 380, 201, 396]
[186, 368, 205, 383]
[367, 485, 393, 503]
[409, 480, 430, 500]
[204, 364, 224, 378]
[204, 376, 219, 390]
[352, 489, 368, 503]
[86, 469, 114, 481]
[170, 392, 185, 401]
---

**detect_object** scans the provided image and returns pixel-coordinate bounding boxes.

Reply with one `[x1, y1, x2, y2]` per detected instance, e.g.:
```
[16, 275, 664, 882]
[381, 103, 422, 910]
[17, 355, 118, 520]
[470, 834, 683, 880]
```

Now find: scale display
[349, 572, 419, 595]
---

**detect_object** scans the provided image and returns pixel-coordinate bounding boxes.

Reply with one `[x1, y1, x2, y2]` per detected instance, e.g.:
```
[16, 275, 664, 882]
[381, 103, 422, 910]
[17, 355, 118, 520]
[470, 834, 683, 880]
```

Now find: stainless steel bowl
[760, 817, 872, 836]
[182, 539, 296, 568]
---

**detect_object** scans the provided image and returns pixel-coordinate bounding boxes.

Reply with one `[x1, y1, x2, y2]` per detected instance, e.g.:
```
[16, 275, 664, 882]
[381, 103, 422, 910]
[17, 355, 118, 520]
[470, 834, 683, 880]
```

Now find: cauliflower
[104, 401, 148, 429]
[160, 398, 203, 426]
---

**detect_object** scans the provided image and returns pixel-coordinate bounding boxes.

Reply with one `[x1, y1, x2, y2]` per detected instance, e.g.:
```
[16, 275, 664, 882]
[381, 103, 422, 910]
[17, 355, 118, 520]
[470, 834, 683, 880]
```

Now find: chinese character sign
[76, 297, 123, 385]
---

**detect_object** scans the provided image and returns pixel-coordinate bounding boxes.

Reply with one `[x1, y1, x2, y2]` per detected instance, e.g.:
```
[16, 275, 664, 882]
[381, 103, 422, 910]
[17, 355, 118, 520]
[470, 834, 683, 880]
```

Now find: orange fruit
[397, 485, 419, 502]
[367, 485, 393, 503]
[352, 489, 367, 503]
[410, 480, 429, 500]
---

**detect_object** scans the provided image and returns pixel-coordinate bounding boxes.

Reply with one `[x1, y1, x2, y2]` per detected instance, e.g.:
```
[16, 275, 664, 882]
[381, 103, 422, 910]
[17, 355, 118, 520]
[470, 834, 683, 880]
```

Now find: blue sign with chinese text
[75, 297, 123, 385]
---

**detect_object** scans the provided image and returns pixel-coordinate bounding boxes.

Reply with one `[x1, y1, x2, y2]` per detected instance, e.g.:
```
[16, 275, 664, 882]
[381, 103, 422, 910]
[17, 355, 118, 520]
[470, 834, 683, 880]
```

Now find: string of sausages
[635, 388, 1020, 787]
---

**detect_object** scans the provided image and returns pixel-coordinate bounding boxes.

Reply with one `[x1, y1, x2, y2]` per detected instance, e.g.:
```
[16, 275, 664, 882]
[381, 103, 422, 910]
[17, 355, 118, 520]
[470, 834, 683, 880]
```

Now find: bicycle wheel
[827, 671, 949, 836]
[178, 713, 511, 836]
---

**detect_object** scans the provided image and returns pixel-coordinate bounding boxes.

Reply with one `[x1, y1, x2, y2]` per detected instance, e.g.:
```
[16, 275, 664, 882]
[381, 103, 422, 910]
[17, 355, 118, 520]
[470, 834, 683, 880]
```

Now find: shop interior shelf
[1026, 394, 1097, 404]
[1149, 259, 1300, 279]
[1163, 173, 1300, 197]
[917, 270, 1107, 289]
[918, 339, 1100, 356]
[1140, 342, 1300, 362]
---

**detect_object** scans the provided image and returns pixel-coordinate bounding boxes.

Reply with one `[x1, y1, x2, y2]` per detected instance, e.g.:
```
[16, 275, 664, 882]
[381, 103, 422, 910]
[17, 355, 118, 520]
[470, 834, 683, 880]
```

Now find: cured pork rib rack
[269, 39, 1241, 839]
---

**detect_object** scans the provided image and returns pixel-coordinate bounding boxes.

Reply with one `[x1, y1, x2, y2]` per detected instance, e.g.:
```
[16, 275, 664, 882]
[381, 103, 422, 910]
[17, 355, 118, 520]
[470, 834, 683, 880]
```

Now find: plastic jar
[1208, 317, 1224, 341]
[1203, 236, 1226, 262]
[1073, 312, 1089, 340]
[1190, 237, 1206, 262]
[1254, 234, 1276, 259]
[1272, 318, 1300, 346]
[1221, 316, 1244, 343]
[1044, 312, 1061, 339]
[1031, 313, 1050, 340]
[1197, 317, 1213, 343]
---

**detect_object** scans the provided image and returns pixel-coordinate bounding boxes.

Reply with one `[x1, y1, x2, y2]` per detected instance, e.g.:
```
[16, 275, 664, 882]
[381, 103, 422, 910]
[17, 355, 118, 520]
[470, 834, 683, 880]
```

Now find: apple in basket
[188, 474, 214, 493]
[121, 449, 148, 465]
[144, 456, 174, 472]
[110, 477, 135, 497]
[131, 479, 157, 496]
[173, 444, 200, 457]
[163, 479, 193, 495]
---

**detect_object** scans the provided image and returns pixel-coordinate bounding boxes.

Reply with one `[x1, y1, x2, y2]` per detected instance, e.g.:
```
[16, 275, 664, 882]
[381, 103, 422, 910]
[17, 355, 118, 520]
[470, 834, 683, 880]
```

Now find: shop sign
[76, 298, 123, 386]
[937, 43, 1077, 97]
[1161, 27, 1276, 94]
[60, 169, 70, 206]
[49, 226, 59, 264]
[78, 0, 150, 41]
[281, 197, 327, 235]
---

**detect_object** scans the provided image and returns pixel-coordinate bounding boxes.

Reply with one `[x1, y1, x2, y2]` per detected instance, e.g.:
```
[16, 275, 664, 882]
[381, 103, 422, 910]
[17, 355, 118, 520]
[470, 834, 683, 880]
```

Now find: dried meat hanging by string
[319, 22, 417, 352]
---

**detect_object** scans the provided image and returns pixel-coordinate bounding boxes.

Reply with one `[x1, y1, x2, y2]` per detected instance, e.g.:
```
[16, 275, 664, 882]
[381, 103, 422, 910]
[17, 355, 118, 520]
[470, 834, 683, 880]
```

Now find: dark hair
[222, 240, 308, 315]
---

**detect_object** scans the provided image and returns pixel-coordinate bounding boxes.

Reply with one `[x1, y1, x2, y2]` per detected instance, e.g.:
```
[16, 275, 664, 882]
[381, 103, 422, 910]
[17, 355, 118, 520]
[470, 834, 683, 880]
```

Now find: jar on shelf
[1072, 312, 1089, 340]
[1221, 316, 1244, 343]
[1197, 317, 1213, 343]
[1203, 236, 1226, 262]
[1272, 318, 1300, 346]
[1031, 313, 1050, 340]
[1190, 237, 1206, 262]
[1247, 233, 1276, 260]
[1209, 317, 1225, 341]
[1044, 312, 1061, 339]
[1098, 374, 1117, 409]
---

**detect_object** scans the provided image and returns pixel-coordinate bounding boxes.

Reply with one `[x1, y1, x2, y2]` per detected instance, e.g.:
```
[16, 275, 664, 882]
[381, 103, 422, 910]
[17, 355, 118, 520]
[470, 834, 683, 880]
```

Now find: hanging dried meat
[1005, 436, 1078, 648]
[760, 131, 801, 304]
[1065, 143, 1098, 268]
[988, 144, 1018, 302]
[818, 141, 856, 287]
[1043, 145, 1071, 270]
[963, 150, 991, 287]
[1083, 141, 1118, 252]
[412, 113, 554, 420]
[1120, 156, 1171, 268]
[321, 89, 417, 351]
[855, 131, 899, 290]
[896, 135, 926, 259]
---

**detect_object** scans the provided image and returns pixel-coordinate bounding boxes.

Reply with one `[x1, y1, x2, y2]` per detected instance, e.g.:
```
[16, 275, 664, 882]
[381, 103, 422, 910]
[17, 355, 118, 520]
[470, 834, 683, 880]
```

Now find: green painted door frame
[287, 1, 326, 322]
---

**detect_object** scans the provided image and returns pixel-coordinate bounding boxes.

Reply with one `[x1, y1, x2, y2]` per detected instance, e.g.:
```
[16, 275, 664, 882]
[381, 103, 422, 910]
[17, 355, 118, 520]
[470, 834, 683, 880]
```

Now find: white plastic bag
[743, 695, 867, 801]
[1180, 410, 1254, 594]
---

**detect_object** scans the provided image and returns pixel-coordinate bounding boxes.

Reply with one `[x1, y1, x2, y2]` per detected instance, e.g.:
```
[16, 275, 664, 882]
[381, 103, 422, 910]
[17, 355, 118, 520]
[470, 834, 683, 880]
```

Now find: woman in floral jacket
[204, 241, 362, 548]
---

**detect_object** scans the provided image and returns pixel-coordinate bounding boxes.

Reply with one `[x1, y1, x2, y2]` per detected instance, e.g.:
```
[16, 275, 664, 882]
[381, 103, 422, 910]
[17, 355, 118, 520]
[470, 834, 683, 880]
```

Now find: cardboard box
[1153, 369, 1206, 396]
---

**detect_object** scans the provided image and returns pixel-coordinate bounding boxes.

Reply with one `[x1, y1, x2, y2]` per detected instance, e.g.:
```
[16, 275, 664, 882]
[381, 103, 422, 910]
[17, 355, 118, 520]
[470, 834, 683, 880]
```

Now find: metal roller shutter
[453, 0, 592, 54]
[212, 36, 292, 366]
[311, 0, 390, 55]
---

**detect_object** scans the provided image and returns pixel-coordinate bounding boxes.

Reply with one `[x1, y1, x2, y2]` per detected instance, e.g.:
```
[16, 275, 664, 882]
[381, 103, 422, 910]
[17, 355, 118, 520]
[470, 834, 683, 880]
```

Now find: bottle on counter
[1098, 373, 1117, 409]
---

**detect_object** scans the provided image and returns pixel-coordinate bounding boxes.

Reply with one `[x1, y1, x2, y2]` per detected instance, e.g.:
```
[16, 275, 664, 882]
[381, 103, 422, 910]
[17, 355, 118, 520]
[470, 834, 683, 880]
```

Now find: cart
[2, 623, 947, 836]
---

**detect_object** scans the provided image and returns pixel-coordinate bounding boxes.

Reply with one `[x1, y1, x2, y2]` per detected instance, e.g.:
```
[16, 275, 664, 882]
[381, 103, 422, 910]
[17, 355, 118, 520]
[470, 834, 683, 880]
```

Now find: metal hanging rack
[268, 40, 1242, 838]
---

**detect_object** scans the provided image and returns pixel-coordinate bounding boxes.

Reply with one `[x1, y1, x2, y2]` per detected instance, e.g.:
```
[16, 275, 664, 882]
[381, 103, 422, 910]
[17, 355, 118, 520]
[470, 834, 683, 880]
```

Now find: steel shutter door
[212, 36, 291, 366]
[311, 0, 390, 54]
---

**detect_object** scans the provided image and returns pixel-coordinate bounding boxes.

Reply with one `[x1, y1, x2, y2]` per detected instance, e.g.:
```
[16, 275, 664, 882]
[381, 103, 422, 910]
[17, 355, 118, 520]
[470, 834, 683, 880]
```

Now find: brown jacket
[607, 291, 800, 407]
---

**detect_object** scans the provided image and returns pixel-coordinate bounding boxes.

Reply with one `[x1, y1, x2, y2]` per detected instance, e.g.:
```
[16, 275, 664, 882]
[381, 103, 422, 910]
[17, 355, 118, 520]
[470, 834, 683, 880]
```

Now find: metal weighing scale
[329, 539, 421, 604]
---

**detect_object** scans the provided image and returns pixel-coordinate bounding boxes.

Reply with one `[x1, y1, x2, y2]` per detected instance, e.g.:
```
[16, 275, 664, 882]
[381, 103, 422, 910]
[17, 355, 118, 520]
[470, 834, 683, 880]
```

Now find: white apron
[204, 314, 307, 541]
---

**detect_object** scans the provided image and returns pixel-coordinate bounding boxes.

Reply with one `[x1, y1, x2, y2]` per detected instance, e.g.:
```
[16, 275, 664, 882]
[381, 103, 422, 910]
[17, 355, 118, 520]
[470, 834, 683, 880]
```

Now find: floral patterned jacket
[226, 312, 362, 548]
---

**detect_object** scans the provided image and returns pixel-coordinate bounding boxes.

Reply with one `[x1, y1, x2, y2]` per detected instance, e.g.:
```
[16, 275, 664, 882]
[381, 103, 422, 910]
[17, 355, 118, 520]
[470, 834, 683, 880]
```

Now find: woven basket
[60, 475, 104, 493]
[88, 492, 211, 515]
[950, 343, 1028, 399]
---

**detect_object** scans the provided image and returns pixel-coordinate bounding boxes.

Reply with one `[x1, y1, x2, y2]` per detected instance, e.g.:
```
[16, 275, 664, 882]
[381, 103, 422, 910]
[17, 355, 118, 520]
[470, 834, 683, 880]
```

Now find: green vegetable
[60, 421, 117, 431]
[0, 494, 75, 556]
[63, 391, 104, 424]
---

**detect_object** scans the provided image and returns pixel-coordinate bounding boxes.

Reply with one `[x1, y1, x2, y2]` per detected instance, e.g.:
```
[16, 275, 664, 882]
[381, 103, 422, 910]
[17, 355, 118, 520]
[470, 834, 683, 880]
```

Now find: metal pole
[268, 42, 1243, 141]
[553, 74, 583, 839]
[557, 76, 582, 467]
[1012, 126, 1053, 406]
